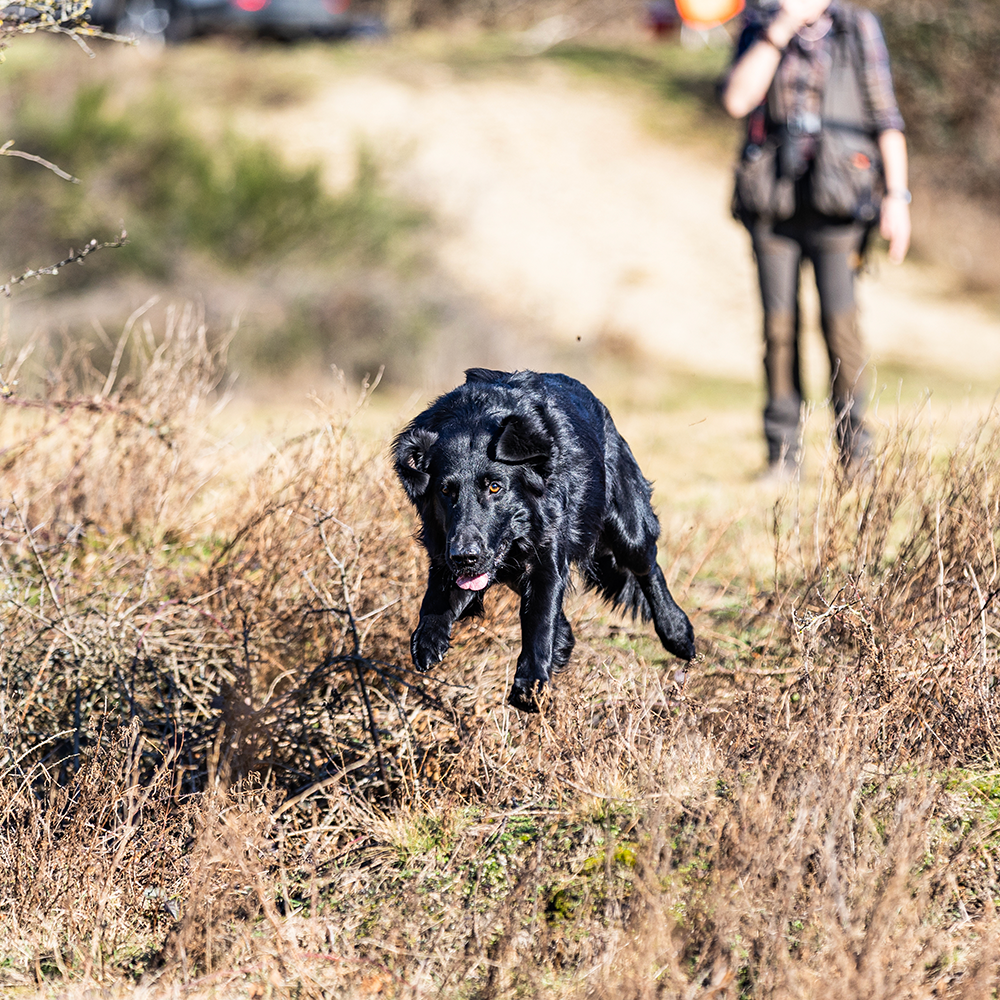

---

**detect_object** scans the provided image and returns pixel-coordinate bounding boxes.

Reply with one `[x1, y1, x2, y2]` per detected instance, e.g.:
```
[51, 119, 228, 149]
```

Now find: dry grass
[2, 311, 1000, 1000]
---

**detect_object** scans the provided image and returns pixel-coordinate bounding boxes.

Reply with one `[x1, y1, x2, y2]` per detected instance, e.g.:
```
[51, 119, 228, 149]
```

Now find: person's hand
[880, 194, 911, 264]
[768, 0, 834, 46]
[724, 0, 834, 118]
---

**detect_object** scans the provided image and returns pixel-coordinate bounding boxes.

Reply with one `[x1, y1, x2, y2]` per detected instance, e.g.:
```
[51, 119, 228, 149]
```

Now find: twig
[270, 757, 376, 820]
[354, 655, 391, 797]
[101, 296, 157, 398]
[2, 229, 128, 297]
[0, 139, 78, 182]
[0, 1, 134, 51]
[555, 773, 690, 805]
[707, 666, 805, 678]
[12, 499, 63, 617]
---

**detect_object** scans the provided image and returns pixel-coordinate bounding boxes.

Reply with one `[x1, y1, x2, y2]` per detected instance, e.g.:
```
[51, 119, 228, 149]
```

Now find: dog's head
[394, 409, 554, 590]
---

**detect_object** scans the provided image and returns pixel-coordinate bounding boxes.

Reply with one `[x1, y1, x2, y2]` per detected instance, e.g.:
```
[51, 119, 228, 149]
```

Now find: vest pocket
[733, 136, 796, 221]
[811, 129, 883, 221]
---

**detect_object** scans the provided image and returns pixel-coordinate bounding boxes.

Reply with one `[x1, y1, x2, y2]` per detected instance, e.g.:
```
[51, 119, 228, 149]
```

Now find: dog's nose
[449, 540, 483, 568]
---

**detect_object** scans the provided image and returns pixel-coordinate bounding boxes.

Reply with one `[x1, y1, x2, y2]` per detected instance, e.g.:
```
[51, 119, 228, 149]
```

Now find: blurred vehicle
[88, 0, 385, 43]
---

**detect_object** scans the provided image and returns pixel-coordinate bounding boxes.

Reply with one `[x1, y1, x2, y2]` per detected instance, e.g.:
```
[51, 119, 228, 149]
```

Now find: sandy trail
[242, 59, 1000, 385]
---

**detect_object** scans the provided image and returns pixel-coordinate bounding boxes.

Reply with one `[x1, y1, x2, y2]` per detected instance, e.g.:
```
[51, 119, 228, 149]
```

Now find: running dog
[393, 368, 695, 712]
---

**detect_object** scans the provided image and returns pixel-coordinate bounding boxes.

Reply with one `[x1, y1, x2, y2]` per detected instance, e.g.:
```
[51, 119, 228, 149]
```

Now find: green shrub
[867, 1, 1000, 204]
[0, 81, 423, 280]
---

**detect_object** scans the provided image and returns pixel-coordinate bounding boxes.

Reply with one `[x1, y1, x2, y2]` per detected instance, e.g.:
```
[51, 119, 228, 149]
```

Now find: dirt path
[242, 57, 1000, 387]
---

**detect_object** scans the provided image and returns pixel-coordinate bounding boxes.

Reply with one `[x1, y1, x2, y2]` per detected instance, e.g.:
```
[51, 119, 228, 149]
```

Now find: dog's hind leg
[591, 543, 695, 662]
[612, 534, 694, 661]
[637, 561, 696, 661]
[600, 441, 695, 661]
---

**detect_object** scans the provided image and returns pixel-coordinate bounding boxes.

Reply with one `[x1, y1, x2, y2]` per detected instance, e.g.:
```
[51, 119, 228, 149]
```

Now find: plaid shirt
[734, 2, 905, 135]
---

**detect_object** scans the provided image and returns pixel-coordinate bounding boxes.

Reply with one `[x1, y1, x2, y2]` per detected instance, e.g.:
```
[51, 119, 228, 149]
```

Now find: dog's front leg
[508, 556, 569, 713]
[411, 565, 477, 672]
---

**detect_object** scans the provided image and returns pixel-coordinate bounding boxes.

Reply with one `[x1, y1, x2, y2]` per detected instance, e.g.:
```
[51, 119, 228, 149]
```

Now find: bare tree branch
[1, 229, 129, 297]
[0, 0, 134, 53]
[0, 138, 79, 182]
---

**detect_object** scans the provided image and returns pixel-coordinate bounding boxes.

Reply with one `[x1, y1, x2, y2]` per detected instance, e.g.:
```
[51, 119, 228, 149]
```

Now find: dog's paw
[658, 611, 696, 662]
[411, 616, 451, 672]
[507, 678, 544, 713]
[669, 620, 696, 661]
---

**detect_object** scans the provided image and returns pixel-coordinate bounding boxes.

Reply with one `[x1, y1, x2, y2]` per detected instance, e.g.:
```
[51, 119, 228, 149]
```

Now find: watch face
[675, 0, 745, 28]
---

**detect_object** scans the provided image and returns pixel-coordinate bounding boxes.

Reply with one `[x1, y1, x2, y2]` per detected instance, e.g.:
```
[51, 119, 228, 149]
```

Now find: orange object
[675, 0, 745, 28]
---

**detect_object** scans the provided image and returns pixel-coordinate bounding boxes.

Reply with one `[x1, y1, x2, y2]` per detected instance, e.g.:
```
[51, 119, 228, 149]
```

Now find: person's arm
[878, 128, 911, 264]
[721, 0, 834, 118]
[854, 10, 910, 264]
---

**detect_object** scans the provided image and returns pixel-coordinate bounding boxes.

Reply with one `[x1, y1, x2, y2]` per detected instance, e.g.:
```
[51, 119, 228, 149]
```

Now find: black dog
[393, 369, 695, 712]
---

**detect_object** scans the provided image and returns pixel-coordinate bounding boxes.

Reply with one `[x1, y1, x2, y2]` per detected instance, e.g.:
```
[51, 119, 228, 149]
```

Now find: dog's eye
[488, 481, 502, 494]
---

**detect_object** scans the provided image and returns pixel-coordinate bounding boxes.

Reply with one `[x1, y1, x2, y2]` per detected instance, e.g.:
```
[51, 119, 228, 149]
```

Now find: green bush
[0, 81, 423, 281]
[866, 1, 1000, 204]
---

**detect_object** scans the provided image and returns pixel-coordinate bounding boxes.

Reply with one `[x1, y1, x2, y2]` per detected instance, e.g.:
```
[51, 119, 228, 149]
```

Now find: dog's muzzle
[448, 531, 491, 591]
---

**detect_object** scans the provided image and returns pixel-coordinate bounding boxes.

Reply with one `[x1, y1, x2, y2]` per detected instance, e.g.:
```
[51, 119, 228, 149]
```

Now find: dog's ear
[464, 368, 508, 385]
[393, 427, 439, 501]
[494, 412, 553, 466]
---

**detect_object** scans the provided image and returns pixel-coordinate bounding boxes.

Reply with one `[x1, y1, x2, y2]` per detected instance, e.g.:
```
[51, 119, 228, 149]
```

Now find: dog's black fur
[393, 369, 695, 712]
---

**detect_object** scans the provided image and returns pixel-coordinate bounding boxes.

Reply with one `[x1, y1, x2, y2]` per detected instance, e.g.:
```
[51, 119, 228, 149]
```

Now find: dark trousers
[749, 211, 872, 468]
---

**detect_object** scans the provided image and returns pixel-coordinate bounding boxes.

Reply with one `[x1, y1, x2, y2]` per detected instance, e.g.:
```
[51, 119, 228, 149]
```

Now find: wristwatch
[886, 189, 912, 203]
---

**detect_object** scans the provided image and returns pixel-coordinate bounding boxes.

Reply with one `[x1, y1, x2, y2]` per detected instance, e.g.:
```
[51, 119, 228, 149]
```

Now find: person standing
[722, 0, 911, 479]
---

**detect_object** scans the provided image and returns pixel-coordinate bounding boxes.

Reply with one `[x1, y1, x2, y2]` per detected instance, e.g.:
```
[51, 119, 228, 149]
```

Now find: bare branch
[0, 139, 79, 183]
[1, 229, 129, 297]
[0, 0, 135, 54]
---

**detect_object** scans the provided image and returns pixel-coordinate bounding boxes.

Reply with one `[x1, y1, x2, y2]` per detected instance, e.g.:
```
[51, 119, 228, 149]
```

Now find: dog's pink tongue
[457, 573, 489, 591]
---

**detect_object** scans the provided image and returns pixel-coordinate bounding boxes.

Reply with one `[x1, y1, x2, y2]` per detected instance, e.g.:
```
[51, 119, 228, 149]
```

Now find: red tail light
[232, 0, 269, 11]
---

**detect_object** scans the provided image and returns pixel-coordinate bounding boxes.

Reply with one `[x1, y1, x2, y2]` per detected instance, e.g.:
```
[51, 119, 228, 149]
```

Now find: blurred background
[1, 0, 998, 441]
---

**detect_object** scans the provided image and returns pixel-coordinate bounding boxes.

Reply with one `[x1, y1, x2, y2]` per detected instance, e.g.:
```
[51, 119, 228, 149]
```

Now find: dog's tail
[581, 555, 653, 621]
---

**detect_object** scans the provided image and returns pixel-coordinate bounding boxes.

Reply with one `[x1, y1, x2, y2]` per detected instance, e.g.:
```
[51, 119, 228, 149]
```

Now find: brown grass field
[2, 301, 1000, 1000]
[2, 20, 1000, 1000]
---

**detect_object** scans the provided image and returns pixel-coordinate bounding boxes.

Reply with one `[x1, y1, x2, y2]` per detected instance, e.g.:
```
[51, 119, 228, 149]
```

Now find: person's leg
[806, 221, 872, 467]
[751, 219, 805, 470]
